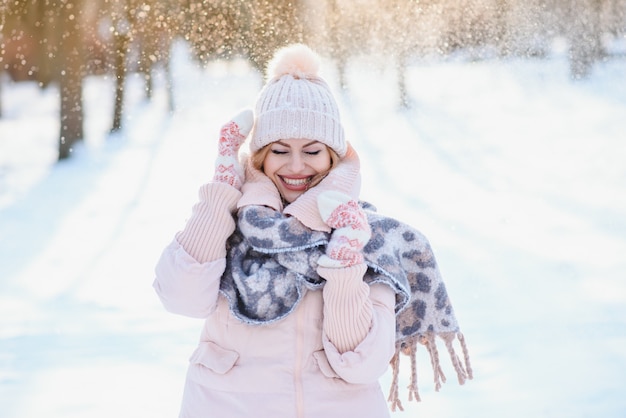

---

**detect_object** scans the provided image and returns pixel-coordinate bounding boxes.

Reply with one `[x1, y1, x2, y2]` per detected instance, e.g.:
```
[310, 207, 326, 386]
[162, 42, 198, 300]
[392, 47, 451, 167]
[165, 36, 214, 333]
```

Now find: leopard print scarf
[220, 204, 472, 409]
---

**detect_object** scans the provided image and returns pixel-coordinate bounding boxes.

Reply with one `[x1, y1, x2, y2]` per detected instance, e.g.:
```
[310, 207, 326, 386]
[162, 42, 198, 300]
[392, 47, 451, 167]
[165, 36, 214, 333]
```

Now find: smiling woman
[250, 139, 341, 204]
[260, 139, 335, 203]
[153, 43, 471, 418]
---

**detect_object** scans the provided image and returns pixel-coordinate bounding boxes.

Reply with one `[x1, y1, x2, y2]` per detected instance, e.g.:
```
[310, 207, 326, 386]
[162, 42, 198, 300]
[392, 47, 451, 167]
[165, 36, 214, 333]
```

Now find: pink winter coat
[155, 241, 396, 418]
[153, 147, 398, 417]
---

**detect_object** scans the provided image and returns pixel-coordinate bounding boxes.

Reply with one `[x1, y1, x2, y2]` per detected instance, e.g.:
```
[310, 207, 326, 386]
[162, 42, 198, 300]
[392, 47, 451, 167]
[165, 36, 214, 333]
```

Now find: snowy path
[1, 44, 626, 417]
[335, 56, 626, 417]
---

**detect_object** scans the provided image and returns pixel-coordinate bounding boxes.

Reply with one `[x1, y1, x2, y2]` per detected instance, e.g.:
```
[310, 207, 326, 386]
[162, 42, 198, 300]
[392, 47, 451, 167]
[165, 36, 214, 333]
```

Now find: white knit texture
[250, 45, 346, 157]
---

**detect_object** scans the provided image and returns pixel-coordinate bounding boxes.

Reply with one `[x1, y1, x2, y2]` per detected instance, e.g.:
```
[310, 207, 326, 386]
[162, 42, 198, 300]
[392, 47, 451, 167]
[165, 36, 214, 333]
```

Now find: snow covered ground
[1, 40, 625, 417]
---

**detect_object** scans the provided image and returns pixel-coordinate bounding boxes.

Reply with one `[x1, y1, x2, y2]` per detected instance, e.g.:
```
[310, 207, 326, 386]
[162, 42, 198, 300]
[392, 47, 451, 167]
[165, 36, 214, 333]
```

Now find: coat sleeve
[153, 239, 226, 318]
[321, 282, 397, 384]
[153, 182, 240, 318]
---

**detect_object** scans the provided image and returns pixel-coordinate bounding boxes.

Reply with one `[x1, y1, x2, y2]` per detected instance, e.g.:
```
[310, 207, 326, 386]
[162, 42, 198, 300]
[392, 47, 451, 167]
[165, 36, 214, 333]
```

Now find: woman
[154, 44, 471, 418]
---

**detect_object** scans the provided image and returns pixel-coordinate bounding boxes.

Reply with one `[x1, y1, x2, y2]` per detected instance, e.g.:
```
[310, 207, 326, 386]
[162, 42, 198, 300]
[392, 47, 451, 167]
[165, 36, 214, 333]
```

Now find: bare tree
[98, 0, 180, 132]
[109, 1, 132, 133]
[1, 0, 86, 159]
[56, 0, 86, 159]
[130, 0, 179, 112]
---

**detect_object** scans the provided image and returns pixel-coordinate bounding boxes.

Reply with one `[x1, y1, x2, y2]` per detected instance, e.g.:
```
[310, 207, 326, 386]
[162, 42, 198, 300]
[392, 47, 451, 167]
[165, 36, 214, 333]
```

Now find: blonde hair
[251, 144, 340, 190]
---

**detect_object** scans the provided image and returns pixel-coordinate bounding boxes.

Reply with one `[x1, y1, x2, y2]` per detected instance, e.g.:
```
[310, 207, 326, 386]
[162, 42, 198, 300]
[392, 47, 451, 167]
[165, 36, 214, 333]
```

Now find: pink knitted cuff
[175, 182, 242, 263]
[319, 263, 374, 353]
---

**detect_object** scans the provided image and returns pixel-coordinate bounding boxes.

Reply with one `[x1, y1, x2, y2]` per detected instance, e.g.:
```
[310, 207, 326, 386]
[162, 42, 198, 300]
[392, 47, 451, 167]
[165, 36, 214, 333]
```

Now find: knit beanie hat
[250, 44, 347, 158]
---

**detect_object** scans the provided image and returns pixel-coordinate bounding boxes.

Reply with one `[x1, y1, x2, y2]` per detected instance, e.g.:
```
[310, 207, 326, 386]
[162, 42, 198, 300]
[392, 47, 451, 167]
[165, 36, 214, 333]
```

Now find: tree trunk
[58, 73, 84, 159]
[111, 13, 131, 133]
[57, 0, 85, 160]
[33, 0, 55, 88]
[111, 36, 129, 133]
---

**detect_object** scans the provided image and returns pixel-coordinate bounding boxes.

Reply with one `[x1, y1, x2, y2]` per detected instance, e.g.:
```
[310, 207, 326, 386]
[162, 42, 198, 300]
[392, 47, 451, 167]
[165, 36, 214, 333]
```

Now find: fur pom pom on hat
[250, 44, 346, 157]
[267, 43, 320, 79]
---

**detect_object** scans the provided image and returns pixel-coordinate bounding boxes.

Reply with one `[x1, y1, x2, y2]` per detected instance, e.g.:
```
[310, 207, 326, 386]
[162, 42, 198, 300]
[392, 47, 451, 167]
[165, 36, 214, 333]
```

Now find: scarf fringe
[387, 353, 403, 412]
[387, 331, 472, 410]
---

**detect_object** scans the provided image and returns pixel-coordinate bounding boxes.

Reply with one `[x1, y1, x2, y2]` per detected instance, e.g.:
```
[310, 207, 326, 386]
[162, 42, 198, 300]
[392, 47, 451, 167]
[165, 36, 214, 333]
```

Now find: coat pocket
[189, 340, 239, 375]
[313, 350, 340, 379]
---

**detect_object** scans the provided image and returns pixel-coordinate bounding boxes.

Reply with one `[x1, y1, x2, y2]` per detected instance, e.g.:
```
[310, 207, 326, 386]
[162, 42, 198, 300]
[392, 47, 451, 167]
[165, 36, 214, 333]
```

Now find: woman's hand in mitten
[213, 109, 253, 190]
[317, 191, 371, 268]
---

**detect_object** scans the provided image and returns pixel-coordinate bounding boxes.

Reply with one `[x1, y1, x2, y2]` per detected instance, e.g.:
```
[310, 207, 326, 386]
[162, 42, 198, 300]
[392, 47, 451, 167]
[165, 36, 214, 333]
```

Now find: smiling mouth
[280, 176, 312, 190]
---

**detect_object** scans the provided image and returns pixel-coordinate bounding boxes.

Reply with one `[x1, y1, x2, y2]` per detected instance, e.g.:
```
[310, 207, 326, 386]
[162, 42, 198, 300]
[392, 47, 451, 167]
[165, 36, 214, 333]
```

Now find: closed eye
[271, 150, 288, 155]
[305, 150, 321, 156]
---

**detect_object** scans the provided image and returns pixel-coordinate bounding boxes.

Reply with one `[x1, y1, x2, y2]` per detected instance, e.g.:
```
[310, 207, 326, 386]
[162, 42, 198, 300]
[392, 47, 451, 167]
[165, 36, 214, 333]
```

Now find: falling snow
[1, 2, 626, 417]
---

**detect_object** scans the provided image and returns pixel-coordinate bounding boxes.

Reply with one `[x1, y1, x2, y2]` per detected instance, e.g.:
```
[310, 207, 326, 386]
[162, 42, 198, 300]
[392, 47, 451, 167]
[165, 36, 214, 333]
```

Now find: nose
[287, 153, 305, 172]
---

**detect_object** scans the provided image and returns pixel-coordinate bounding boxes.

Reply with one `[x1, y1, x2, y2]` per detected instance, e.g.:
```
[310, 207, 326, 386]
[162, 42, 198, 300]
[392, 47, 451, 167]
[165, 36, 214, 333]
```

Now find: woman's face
[262, 138, 332, 203]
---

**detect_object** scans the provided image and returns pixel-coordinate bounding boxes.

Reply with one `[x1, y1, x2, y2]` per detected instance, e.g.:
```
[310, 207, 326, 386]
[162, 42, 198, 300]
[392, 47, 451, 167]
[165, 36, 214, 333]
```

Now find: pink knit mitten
[317, 191, 371, 268]
[213, 109, 253, 190]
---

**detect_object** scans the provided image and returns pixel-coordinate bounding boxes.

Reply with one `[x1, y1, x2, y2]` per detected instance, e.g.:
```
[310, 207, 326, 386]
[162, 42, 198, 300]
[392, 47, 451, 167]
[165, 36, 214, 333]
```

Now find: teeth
[282, 177, 310, 186]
